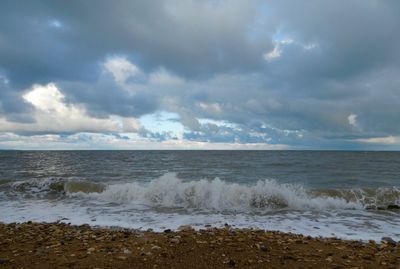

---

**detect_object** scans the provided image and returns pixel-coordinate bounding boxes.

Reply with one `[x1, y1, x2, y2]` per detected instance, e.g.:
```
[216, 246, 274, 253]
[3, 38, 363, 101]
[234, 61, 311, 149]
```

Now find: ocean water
[0, 150, 399, 241]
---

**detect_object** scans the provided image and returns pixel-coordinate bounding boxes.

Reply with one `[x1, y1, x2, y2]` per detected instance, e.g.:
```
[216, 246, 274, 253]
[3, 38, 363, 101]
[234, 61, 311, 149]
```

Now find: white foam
[1, 198, 399, 242]
[77, 173, 363, 212]
[1, 173, 400, 242]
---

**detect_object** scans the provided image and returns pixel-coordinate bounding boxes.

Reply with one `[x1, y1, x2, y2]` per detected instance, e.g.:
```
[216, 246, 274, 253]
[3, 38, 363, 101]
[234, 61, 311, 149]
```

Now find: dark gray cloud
[0, 76, 34, 123]
[0, 0, 271, 85]
[1, 0, 400, 149]
[59, 79, 157, 118]
[269, 1, 400, 75]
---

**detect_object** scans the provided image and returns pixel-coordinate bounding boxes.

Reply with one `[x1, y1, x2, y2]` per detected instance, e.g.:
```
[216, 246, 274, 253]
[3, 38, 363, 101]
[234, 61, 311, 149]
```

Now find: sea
[0, 150, 399, 241]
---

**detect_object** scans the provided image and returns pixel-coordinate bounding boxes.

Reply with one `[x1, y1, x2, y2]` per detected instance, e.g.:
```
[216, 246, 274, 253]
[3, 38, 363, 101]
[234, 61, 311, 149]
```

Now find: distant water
[1, 150, 399, 241]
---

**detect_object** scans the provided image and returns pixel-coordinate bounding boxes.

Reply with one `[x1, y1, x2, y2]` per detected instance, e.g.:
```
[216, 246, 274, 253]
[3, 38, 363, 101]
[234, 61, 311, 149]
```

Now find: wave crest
[84, 173, 375, 212]
[4, 174, 399, 212]
[3, 178, 105, 198]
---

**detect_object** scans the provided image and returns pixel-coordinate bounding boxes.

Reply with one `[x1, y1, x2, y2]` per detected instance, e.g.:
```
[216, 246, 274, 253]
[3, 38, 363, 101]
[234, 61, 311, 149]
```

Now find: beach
[0, 222, 399, 268]
[1, 151, 400, 268]
[2, 151, 400, 243]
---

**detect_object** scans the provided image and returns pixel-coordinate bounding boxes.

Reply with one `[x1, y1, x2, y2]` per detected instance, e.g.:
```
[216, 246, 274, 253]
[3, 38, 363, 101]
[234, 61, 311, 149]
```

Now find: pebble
[178, 225, 193, 231]
[228, 259, 236, 267]
[381, 237, 397, 246]
[1, 222, 399, 268]
[255, 243, 268, 252]
[169, 238, 180, 244]
[123, 248, 132, 254]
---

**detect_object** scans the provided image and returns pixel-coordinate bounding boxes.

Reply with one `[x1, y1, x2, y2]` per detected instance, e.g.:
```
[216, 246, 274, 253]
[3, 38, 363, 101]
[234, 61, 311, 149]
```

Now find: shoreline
[1, 222, 399, 268]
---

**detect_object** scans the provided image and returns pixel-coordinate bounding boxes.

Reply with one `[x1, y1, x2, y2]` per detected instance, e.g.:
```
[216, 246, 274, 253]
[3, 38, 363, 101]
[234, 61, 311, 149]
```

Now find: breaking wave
[3, 173, 400, 213]
[2, 178, 105, 199]
[83, 173, 400, 212]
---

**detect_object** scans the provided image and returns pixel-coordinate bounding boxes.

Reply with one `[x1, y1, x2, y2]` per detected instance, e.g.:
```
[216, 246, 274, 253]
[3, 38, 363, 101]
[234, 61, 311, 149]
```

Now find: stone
[283, 255, 297, 261]
[381, 237, 397, 246]
[362, 255, 372, 260]
[123, 248, 132, 255]
[387, 204, 400, 210]
[255, 243, 268, 252]
[169, 238, 180, 244]
[178, 225, 193, 231]
[325, 257, 333, 262]
[116, 256, 127, 260]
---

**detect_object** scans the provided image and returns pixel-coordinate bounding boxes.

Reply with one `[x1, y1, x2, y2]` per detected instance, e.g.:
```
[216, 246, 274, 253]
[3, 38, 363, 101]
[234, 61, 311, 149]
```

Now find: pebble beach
[1, 222, 399, 268]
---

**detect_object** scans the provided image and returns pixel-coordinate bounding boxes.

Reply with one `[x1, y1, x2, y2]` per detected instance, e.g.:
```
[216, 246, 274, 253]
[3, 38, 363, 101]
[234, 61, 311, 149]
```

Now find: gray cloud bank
[1, 0, 400, 149]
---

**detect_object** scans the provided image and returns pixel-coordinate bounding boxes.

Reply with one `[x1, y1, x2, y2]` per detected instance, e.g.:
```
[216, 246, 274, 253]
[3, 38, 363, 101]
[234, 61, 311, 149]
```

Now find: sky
[1, 0, 400, 150]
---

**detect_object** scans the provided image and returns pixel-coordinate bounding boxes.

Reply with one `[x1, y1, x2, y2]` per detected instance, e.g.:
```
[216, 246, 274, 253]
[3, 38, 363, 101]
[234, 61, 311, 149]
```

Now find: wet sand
[0, 222, 399, 268]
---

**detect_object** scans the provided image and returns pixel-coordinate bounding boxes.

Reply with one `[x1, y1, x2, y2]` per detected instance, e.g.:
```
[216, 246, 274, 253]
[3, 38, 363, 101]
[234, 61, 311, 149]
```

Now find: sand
[0, 222, 399, 268]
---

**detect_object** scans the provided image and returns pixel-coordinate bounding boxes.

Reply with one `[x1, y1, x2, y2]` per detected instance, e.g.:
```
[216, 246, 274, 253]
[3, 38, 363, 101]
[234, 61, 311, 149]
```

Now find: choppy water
[0, 150, 399, 241]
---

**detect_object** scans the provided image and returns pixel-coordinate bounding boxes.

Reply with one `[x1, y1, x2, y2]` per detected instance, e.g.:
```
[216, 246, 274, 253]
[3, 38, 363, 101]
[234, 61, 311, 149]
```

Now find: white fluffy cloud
[347, 113, 358, 127]
[104, 56, 142, 84]
[0, 83, 141, 133]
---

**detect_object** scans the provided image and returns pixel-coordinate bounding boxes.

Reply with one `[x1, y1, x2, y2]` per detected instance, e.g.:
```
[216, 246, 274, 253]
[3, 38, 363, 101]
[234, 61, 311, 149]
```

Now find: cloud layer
[1, 1, 400, 149]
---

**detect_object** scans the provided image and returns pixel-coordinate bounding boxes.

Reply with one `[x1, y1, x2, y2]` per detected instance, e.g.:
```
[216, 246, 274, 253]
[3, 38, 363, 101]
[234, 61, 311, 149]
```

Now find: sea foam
[1, 173, 400, 241]
[76, 173, 367, 212]
[4, 173, 399, 212]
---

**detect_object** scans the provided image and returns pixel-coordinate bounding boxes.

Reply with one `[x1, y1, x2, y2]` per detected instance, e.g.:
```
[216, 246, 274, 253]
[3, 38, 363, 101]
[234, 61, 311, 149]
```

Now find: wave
[82, 173, 400, 212]
[2, 178, 105, 198]
[3, 173, 400, 212]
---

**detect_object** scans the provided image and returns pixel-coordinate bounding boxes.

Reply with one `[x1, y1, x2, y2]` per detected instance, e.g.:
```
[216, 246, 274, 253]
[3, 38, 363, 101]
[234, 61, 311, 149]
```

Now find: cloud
[0, 83, 142, 133]
[0, 0, 272, 86]
[104, 56, 142, 84]
[263, 38, 293, 62]
[149, 68, 184, 86]
[347, 114, 358, 127]
[198, 102, 222, 115]
[1, 1, 400, 149]
[264, 46, 282, 62]
[0, 132, 288, 150]
[355, 136, 399, 145]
